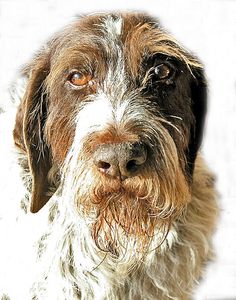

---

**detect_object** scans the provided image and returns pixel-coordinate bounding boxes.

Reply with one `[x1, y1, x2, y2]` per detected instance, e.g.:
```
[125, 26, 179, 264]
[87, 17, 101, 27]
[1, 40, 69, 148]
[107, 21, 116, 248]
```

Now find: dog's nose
[93, 142, 147, 180]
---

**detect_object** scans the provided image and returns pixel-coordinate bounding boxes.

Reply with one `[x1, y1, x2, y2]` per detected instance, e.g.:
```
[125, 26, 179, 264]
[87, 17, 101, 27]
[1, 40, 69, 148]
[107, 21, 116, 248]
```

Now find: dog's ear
[187, 66, 207, 175]
[14, 51, 52, 213]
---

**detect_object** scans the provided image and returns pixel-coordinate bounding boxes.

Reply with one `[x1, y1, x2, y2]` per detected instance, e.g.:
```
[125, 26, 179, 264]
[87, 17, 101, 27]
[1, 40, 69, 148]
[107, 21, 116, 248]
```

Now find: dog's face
[14, 13, 206, 255]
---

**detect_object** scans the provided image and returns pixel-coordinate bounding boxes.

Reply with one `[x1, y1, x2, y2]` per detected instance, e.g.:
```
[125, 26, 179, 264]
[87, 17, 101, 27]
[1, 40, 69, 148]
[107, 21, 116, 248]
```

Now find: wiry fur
[0, 12, 218, 300]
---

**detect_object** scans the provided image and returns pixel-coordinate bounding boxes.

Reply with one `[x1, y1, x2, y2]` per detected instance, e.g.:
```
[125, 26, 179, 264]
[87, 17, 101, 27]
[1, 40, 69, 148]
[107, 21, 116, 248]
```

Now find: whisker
[156, 117, 183, 138]
[168, 115, 183, 121]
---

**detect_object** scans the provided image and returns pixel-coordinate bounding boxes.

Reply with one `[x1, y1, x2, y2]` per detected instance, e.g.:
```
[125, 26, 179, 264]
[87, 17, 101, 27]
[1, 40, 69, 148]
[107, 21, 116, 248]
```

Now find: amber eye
[68, 72, 92, 87]
[154, 63, 173, 80]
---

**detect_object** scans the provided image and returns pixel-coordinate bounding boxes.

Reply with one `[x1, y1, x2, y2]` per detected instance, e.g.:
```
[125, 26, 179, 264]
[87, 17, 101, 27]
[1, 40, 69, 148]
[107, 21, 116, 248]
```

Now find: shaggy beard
[84, 176, 172, 257]
[88, 175, 188, 255]
[61, 158, 190, 261]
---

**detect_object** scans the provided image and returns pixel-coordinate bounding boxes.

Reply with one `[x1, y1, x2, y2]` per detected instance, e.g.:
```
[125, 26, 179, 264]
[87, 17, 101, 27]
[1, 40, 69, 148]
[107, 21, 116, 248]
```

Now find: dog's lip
[99, 179, 143, 197]
[107, 172, 128, 182]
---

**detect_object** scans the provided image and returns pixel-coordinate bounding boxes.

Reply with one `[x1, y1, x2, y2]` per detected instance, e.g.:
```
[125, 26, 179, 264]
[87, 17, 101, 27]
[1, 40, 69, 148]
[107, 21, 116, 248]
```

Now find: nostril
[97, 161, 111, 171]
[115, 141, 147, 177]
[126, 160, 139, 173]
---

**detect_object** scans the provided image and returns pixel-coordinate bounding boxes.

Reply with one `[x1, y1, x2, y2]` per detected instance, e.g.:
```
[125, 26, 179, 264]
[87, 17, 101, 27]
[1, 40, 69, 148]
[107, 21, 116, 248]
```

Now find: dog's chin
[76, 174, 189, 258]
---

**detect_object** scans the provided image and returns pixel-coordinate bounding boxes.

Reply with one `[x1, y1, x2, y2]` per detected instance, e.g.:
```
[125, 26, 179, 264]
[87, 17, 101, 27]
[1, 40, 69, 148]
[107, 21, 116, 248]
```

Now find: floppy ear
[187, 66, 207, 175]
[13, 52, 52, 213]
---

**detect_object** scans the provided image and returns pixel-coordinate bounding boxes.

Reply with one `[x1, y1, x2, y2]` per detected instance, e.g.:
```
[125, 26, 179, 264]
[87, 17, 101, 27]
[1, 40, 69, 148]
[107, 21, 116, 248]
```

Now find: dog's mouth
[76, 174, 176, 256]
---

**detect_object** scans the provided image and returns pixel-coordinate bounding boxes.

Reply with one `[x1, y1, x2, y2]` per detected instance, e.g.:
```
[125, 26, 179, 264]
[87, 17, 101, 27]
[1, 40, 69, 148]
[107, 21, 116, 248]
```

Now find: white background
[0, 0, 236, 299]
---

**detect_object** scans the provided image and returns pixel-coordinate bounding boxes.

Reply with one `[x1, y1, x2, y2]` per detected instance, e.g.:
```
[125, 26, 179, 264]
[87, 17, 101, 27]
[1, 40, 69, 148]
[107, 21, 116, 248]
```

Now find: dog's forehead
[74, 12, 158, 37]
[52, 13, 161, 66]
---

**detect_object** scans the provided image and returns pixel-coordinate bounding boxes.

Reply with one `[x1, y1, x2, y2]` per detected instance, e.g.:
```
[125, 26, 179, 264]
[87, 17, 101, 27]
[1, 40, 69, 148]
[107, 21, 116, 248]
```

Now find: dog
[0, 12, 218, 300]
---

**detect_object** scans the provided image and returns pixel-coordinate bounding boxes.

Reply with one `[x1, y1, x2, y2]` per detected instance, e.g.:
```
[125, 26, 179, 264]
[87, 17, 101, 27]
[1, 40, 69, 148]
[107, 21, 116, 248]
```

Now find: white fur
[77, 93, 114, 135]
[103, 15, 122, 38]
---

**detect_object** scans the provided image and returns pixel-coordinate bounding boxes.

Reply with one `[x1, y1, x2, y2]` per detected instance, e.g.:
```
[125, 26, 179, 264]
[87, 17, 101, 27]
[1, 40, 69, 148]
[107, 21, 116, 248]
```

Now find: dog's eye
[68, 72, 92, 87]
[154, 63, 173, 80]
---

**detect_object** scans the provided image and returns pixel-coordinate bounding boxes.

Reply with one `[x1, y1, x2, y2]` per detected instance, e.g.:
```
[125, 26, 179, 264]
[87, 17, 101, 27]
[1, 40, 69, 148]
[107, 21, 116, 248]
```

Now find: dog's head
[14, 13, 207, 254]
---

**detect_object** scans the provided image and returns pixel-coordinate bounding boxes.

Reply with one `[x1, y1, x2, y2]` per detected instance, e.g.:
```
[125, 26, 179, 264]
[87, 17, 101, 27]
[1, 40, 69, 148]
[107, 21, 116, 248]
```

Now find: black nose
[93, 142, 147, 180]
